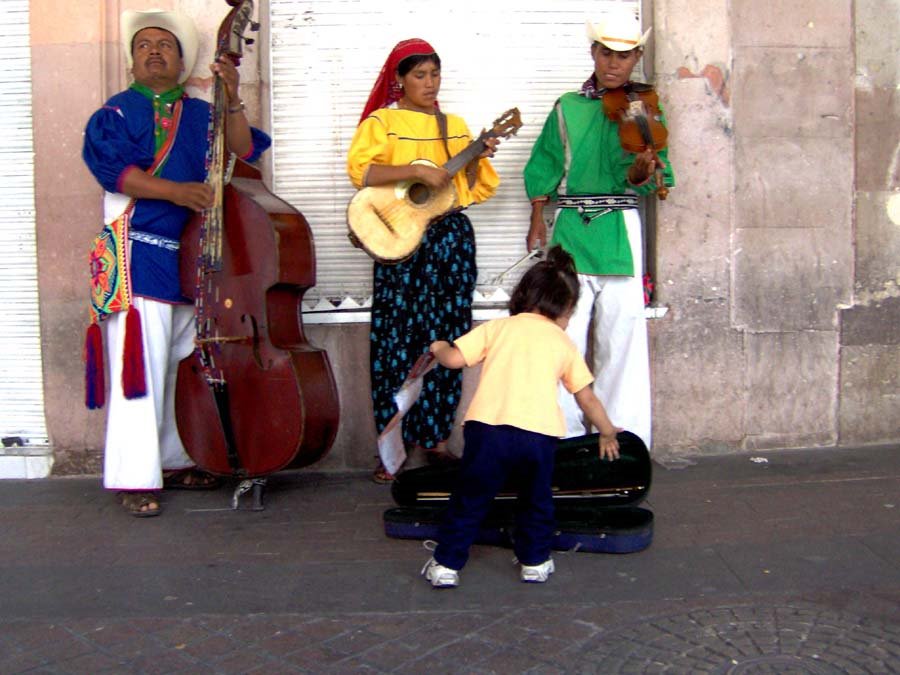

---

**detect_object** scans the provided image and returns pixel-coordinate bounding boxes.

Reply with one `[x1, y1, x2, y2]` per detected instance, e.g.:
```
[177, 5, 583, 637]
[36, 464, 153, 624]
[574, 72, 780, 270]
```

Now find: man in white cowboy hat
[523, 5, 675, 450]
[82, 8, 271, 517]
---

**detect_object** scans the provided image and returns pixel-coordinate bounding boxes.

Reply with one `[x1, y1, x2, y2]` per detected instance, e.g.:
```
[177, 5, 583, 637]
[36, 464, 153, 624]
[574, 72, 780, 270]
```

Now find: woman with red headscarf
[347, 39, 501, 483]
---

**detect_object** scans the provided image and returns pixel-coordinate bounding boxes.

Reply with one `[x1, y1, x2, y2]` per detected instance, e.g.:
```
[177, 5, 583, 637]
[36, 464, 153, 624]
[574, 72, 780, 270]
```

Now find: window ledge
[301, 293, 670, 325]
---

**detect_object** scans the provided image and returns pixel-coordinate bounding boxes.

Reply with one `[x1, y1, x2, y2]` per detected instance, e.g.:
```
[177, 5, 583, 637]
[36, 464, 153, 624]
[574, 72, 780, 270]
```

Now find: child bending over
[422, 245, 620, 588]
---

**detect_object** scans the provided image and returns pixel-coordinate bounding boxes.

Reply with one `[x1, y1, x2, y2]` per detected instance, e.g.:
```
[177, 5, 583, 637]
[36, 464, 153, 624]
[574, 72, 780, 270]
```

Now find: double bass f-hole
[245, 314, 265, 370]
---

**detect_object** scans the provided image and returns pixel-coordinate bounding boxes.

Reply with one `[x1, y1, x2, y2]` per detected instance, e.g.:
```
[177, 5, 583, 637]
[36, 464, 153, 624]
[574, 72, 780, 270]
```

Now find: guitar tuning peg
[244, 38, 255, 46]
[251, 21, 261, 31]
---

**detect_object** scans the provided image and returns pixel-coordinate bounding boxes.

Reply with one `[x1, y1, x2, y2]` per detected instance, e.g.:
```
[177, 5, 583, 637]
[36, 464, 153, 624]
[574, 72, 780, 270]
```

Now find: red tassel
[84, 323, 105, 409]
[122, 306, 147, 399]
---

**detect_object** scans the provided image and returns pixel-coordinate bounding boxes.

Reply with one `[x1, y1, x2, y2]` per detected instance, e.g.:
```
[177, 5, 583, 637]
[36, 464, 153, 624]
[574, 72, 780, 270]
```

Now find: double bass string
[193, 68, 229, 384]
[206, 78, 227, 269]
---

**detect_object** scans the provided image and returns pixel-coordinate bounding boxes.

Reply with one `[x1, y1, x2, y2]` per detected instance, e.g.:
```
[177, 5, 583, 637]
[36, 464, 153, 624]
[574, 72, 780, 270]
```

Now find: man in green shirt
[523, 7, 675, 448]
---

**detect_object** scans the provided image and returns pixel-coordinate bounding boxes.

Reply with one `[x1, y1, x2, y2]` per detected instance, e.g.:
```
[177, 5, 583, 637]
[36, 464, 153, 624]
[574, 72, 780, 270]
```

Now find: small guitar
[347, 108, 522, 263]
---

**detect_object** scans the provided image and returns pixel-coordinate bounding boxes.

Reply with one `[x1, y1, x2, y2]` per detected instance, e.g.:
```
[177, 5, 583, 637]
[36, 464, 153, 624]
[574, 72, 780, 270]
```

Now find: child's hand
[599, 429, 621, 461]
[428, 340, 466, 369]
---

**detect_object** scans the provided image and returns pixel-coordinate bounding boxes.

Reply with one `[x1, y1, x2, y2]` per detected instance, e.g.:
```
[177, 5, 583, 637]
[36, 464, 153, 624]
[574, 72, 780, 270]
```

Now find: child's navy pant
[434, 421, 556, 570]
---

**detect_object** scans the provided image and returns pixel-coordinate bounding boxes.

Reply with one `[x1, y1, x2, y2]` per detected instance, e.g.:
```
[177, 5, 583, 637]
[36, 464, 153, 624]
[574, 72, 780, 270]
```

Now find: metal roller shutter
[268, 0, 642, 317]
[0, 0, 50, 474]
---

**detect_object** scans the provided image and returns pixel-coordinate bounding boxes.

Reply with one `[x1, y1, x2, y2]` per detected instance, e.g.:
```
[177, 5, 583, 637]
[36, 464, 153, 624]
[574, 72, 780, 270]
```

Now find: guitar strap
[435, 110, 453, 163]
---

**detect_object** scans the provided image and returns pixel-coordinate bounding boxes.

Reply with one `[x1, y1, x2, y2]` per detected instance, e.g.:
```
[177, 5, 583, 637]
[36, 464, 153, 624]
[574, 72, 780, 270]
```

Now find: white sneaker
[421, 557, 459, 588]
[520, 558, 555, 583]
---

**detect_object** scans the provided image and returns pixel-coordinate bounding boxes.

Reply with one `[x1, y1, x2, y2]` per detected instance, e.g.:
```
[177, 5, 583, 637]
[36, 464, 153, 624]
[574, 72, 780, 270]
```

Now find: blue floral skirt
[370, 211, 476, 449]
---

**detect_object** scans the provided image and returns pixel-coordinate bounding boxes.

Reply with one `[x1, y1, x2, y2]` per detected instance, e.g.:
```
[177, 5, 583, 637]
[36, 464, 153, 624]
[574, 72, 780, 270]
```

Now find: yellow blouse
[346, 107, 499, 207]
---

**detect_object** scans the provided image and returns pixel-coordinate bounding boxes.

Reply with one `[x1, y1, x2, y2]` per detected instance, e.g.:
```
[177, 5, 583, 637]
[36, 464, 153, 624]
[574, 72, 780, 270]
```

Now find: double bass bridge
[196, 335, 254, 345]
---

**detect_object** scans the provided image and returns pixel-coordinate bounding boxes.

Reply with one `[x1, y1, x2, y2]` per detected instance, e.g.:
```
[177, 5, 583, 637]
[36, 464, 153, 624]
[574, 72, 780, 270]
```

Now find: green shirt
[523, 92, 675, 276]
[129, 82, 185, 155]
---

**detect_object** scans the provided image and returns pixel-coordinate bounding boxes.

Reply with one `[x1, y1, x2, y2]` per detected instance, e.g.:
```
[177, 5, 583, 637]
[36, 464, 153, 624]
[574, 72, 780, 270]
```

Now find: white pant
[558, 209, 652, 448]
[103, 298, 196, 490]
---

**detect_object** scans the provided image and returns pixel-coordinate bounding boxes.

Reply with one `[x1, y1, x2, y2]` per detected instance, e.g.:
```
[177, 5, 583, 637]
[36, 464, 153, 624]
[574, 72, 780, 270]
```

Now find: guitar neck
[443, 136, 489, 176]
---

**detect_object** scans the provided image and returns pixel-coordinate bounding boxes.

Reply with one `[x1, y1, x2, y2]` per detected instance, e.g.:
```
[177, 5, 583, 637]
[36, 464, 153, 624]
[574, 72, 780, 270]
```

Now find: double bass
[176, 0, 339, 508]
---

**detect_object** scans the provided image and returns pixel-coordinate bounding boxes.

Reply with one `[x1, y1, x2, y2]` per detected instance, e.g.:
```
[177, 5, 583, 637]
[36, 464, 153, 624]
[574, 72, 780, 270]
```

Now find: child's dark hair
[509, 245, 579, 319]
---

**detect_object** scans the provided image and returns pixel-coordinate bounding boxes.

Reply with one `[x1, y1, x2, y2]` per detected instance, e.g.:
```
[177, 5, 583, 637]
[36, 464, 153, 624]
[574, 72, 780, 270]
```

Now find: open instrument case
[384, 431, 654, 554]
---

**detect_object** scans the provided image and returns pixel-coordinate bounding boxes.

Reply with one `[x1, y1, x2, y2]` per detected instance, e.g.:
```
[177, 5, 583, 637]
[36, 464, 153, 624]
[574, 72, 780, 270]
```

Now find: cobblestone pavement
[1, 445, 898, 673]
[2, 595, 899, 674]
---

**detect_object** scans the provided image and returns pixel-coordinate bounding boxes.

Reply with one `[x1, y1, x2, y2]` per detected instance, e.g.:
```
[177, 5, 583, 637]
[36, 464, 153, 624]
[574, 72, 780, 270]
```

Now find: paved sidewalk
[1, 444, 898, 673]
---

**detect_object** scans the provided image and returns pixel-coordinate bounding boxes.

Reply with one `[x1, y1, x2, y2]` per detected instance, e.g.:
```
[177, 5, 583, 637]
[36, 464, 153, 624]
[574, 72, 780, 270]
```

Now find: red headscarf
[359, 38, 438, 124]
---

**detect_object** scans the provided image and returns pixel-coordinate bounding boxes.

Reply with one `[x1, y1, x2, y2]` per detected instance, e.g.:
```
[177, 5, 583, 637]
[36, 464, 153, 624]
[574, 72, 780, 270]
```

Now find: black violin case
[383, 431, 654, 554]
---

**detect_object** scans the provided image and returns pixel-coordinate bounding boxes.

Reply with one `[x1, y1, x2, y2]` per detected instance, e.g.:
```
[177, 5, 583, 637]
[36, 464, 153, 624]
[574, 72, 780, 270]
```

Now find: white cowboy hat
[586, 8, 651, 51]
[121, 9, 199, 84]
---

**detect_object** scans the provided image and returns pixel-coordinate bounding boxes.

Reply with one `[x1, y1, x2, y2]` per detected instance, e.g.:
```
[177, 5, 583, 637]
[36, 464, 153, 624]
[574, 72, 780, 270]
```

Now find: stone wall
[840, 0, 900, 445]
[648, 0, 897, 455]
[30, 0, 898, 475]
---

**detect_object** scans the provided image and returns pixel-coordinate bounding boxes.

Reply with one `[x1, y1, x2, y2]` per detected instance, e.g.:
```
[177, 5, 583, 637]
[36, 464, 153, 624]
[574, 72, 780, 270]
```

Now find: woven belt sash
[557, 194, 638, 225]
[557, 194, 638, 209]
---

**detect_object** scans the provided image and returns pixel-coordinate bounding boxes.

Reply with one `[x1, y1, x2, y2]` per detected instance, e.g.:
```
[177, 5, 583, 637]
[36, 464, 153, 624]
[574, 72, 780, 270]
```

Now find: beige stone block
[36, 96, 105, 472]
[839, 344, 900, 445]
[733, 47, 852, 139]
[654, 0, 730, 72]
[30, 1, 103, 45]
[304, 323, 373, 470]
[655, 78, 732, 305]
[30, 1, 176, 50]
[855, 89, 900, 191]
[840, 297, 900, 347]
[31, 43, 108, 143]
[744, 331, 838, 450]
[650, 307, 745, 452]
[732, 0, 852, 48]
[735, 136, 852, 230]
[39, 280, 105, 471]
[733, 227, 852, 331]
[43, 352, 104, 476]
[37, 195, 101, 464]
[38, 192, 100, 310]
[856, 0, 900, 89]
[855, 192, 900, 300]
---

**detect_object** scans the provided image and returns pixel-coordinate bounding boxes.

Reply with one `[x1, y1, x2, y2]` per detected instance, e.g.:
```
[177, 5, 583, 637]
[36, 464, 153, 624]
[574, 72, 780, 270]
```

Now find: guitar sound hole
[408, 183, 430, 205]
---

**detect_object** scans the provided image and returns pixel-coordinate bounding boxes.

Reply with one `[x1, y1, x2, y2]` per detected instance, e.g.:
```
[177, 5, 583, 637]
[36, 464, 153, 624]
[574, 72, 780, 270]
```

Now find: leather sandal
[163, 468, 222, 491]
[372, 462, 394, 484]
[118, 491, 161, 518]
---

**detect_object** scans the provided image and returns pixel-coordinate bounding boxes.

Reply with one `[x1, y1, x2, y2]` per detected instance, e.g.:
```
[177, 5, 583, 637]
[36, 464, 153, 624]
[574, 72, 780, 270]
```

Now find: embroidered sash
[84, 99, 184, 409]
[88, 99, 183, 324]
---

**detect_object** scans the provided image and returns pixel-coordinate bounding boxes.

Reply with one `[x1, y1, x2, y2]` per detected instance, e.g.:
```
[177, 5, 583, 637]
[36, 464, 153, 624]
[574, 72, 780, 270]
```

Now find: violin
[602, 83, 669, 200]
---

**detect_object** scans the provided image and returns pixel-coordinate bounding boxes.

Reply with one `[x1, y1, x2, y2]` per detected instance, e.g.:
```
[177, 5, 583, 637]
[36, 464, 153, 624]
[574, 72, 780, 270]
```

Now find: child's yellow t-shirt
[454, 312, 593, 437]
